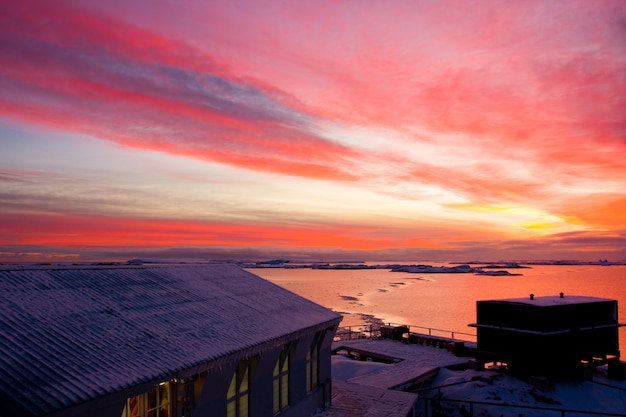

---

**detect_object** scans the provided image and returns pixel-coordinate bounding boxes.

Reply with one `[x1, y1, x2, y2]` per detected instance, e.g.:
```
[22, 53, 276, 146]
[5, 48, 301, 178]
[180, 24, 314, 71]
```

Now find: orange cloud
[0, 213, 453, 252]
[561, 197, 626, 230]
[1, 0, 625, 262]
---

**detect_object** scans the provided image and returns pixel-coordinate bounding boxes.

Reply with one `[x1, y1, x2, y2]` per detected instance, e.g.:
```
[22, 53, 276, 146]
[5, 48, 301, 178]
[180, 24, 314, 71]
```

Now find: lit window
[306, 331, 325, 393]
[273, 344, 293, 414]
[177, 373, 207, 416]
[227, 359, 255, 417]
[121, 381, 171, 417]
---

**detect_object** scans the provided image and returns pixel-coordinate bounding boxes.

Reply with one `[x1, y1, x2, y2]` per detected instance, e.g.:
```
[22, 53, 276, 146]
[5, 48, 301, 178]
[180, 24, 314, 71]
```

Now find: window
[306, 331, 325, 393]
[227, 359, 255, 417]
[273, 344, 293, 414]
[177, 373, 207, 416]
[121, 381, 171, 417]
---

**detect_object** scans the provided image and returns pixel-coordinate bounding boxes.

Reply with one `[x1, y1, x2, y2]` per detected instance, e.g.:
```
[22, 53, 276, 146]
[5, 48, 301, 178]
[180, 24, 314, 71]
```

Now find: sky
[1, 0, 625, 262]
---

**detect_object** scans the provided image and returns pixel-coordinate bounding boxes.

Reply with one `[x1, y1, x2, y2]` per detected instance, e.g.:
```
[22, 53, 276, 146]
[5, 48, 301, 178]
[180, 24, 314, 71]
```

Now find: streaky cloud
[0, 0, 361, 180]
[1, 0, 626, 261]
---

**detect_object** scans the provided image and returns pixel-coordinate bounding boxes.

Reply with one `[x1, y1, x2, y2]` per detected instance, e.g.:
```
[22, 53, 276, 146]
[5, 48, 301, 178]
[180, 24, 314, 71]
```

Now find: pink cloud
[1, 0, 625, 260]
[2, 0, 624, 186]
[0, 0, 364, 180]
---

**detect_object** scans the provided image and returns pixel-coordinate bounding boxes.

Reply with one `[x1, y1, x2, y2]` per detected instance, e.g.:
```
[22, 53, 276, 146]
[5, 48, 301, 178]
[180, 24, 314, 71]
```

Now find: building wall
[0, 264, 341, 417]
[193, 360, 236, 416]
[275, 328, 335, 417]
[47, 324, 337, 417]
[192, 324, 337, 417]
[476, 299, 621, 379]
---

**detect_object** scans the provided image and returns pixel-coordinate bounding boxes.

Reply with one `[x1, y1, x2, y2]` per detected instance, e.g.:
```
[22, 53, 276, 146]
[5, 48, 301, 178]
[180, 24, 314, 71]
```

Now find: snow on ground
[332, 355, 392, 381]
[412, 367, 626, 416]
[330, 347, 626, 416]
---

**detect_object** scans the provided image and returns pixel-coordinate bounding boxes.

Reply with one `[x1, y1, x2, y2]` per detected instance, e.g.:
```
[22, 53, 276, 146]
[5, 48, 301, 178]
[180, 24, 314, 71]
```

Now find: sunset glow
[1, 0, 625, 262]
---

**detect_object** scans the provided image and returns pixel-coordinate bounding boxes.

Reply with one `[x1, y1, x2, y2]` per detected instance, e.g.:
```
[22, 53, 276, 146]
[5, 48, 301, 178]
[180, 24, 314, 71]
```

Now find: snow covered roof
[479, 295, 615, 307]
[0, 264, 341, 417]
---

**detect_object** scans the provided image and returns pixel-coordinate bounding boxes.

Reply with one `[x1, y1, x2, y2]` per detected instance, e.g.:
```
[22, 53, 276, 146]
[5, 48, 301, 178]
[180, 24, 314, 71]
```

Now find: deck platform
[314, 380, 417, 417]
[332, 338, 469, 390]
[314, 338, 470, 416]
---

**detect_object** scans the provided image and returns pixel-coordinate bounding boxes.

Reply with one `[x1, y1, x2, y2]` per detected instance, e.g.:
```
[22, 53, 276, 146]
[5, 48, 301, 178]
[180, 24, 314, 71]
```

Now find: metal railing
[417, 396, 626, 417]
[405, 323, 477, 341]
[413, 378, 626, 417]
[333, 323, 626, 417]
[334, 322, 476, 342]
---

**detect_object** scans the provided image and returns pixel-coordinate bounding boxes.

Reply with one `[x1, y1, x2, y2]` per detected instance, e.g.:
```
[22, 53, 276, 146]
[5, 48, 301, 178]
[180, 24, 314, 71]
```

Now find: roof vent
[530, 293, 534, 300]
[560, 292, 564, 298]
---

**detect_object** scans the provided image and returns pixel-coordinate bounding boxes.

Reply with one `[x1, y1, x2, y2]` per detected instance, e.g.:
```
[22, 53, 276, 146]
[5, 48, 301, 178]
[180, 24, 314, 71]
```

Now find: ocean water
[250, 263, 626, 353]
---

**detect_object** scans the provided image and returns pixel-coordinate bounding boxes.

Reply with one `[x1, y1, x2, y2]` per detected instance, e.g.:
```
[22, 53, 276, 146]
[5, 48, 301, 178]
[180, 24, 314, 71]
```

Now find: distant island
[244, 261, 523, 275]
[243, 258, 626, 276]
[451, 259, 626, 266]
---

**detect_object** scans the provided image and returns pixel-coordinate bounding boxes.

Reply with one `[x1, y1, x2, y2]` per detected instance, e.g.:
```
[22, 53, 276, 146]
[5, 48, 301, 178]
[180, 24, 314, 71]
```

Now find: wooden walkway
[316, 380, 417, 417]
[332, 338, 468, 390]
[314, 338, 470, 416]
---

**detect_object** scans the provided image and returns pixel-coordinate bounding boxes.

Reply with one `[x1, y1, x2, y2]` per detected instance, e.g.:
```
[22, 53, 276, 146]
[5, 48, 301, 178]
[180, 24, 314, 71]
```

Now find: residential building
[470, 294, 623, 379]
[0, 263, 341, 417]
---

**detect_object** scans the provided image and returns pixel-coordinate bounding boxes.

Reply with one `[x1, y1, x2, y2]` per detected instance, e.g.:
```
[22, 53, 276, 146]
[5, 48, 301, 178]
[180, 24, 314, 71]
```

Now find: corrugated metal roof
[0, 264, 341, 416]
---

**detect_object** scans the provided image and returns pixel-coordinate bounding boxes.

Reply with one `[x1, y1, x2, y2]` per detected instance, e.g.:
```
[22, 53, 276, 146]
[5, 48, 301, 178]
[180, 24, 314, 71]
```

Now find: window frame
[227, 358, 256, 417]
[273, 344, 293, 414]
[121, 381, 172, 417]
[306, 331, 325, 393]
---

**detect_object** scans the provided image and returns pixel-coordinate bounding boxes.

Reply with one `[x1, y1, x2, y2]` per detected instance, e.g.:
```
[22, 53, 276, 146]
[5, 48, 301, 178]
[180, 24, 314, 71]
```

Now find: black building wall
[473, 297, 621, 379]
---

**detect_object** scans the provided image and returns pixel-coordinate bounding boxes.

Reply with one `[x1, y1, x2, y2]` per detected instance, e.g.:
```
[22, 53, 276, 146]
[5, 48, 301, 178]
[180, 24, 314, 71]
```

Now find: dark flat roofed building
[470, 294, 623, 379]
[0, 263, 341, 417]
